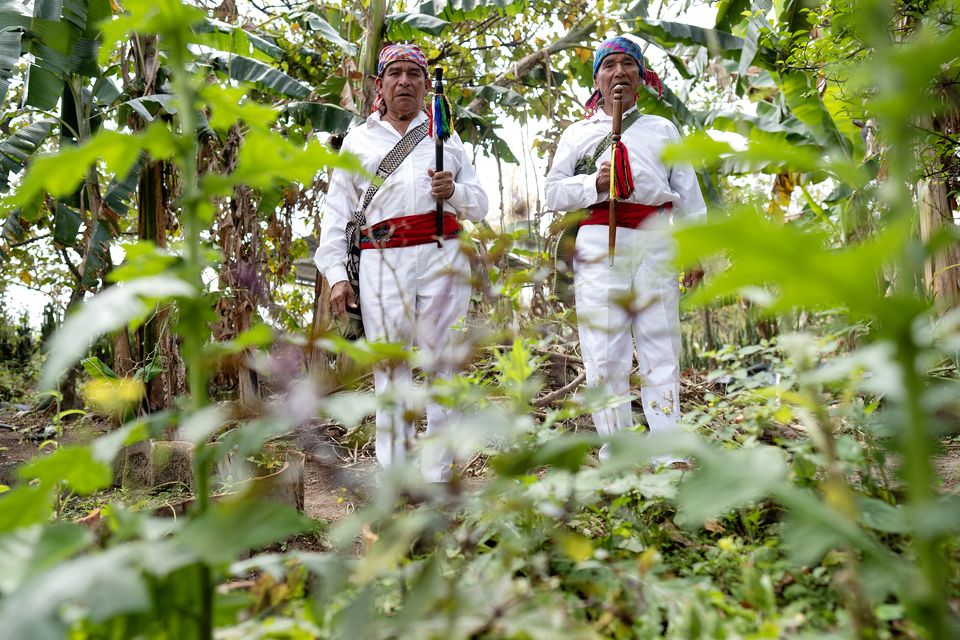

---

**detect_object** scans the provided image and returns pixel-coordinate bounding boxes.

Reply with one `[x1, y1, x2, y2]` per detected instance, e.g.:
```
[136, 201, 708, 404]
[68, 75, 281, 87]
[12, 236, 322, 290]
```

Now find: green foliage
[0, 0, 959, 638]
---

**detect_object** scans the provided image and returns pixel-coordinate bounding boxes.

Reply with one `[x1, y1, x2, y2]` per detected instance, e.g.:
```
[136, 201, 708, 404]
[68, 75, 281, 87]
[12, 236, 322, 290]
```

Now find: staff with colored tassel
[432, 67, 453, 247]
[608, 84, 625, 266]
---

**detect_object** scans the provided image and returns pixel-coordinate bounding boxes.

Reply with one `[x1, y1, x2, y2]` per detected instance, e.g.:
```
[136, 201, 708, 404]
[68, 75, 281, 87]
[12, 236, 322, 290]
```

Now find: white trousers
[359, 240, 471, 482]
[573, 223, 682, 461]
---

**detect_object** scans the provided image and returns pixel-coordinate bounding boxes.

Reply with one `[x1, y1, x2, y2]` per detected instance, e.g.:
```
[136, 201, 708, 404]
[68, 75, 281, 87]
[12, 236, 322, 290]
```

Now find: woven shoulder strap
[573, 110, 642, 176]
[352, 120, 430, 228]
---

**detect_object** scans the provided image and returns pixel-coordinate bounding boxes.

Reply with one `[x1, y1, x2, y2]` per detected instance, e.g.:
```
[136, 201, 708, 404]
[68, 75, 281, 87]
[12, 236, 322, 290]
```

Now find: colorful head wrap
[584, 36, 663, 118]
[373, 43, 429, 113]
[377, 43, 428, 77]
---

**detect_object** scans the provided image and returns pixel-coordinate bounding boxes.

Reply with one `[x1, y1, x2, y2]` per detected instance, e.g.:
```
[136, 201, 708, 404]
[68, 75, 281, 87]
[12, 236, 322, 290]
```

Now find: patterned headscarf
[584, 36, 663, 118]
[372, 43, 429, 113]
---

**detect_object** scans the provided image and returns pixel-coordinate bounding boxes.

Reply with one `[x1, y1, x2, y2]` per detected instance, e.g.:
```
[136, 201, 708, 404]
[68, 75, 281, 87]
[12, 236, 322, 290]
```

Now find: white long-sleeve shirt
[545, 108, 706, 221]
[315, 110, 489, 287]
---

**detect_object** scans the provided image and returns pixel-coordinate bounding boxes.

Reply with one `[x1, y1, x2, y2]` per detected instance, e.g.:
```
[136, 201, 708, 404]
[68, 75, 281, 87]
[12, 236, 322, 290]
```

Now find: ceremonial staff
[608, 85, 624, 266]
[432, 67, 453, 247]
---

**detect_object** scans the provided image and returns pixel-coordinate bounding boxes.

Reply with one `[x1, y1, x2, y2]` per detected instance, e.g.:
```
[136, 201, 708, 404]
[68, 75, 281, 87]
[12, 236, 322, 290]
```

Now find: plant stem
[167, 27, 213, 640]
[896, 333, 946, 638]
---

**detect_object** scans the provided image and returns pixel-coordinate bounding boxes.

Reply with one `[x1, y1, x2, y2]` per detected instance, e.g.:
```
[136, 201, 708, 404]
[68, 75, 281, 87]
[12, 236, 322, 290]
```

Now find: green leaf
[99, 0, 206, 66]
[283, 102, 360, 133]
[201, 85, 277, 134]
[631, 20, 745, 55]
[386, 11, 450, 39]
[0, 487, 55, 533]
[624, 0, 649, 20]
[79, 220, 113, 288]
[52, 202, 81, 246]
[0, 0, 32, 29]
[0, 26, 23, 106]
[317, 334, 413, 368]
[104, 156, 145, 216]
[293, 11, 358, 55]
[677, 445, 789, 524]
[490, 434, 598, 476]
[201, 131, 364, 197]
[18, 446, 112, 494]
[23, 62, 62, 110]
[737, 18, 761, 85]
[855, 495, 907, 534]
[194, 18, 281, 61]
[0, 544, 151, 638]
[123, 93, 178, 122]
[672, 208, 919, 320]
[178, 501, 310, 565]
[8, 125, 176, 220]
[473, 84, 525, 107]
[41, 276, 195, 389]
[714, 0, 753, 31]
[0, 524, 92, 595]
[454, 105, 519, 164]
[199, 49, 311, 99]
[0, 120, 56, 192]
[203, 324, 274, 360]
[779, 72, 852, 153]
[779, 487, 891, 565]
[81, 355, 119, 379]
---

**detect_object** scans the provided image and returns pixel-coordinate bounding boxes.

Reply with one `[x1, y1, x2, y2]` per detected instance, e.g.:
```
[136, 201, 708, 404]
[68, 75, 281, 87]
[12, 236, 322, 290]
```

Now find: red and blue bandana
[377, 43, 428, 77]
[372, 44, 429, 113]
[593, 36, 645, 77]
[584, 36, 663, 117]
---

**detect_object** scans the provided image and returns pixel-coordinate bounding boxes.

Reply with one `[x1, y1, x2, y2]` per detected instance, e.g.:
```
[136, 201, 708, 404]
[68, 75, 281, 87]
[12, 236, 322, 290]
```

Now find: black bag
[340, 120, 430, 338]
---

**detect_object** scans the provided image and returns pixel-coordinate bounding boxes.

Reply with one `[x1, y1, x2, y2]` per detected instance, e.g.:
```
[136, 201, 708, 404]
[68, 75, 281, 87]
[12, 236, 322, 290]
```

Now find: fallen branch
[533, 371, 586, 407]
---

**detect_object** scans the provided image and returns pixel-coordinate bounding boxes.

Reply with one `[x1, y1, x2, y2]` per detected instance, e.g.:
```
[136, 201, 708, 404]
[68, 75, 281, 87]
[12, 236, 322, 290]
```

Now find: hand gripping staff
[607, 84, 635, 266]
[431, 67, 454, 247]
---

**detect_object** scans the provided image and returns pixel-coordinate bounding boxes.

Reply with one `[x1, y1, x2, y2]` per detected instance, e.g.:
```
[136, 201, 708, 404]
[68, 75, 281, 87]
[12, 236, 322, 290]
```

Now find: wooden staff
[608, 84, 624, 266]
[433, 67, 448, 247]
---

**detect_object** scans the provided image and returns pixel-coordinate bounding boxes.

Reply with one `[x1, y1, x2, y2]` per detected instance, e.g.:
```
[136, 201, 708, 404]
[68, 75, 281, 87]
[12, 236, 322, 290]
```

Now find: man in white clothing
[545, 36, 706, 465]
[315, 44, 489, 482]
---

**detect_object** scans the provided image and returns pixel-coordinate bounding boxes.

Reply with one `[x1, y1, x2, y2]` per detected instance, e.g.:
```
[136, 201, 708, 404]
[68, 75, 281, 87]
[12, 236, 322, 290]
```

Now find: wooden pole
[434, 67, 445, 247]
[608, 85, 624, 266]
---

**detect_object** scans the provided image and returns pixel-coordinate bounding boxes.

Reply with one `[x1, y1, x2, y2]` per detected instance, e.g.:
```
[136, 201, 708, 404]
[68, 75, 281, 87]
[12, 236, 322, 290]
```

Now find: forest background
[0, 0, 958, 638]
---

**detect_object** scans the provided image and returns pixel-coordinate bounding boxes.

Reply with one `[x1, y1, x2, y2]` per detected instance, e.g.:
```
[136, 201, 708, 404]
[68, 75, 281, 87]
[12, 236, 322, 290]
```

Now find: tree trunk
[917, 114, 960, 307]
[358, 0, 386, 115]
[137, 160, 184, 411]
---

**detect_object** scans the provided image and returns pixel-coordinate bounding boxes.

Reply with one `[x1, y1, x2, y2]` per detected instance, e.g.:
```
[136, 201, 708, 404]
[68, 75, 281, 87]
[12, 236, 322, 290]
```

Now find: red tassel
[584, 89, 602, 118]
[612, 141, 635, 199]
[644, 69, 663, 99]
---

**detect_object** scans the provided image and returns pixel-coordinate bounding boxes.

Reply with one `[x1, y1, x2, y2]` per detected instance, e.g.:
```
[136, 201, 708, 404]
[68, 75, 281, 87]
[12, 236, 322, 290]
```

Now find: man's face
[376, 61, 429, 118]
[595, 53, 641, 106]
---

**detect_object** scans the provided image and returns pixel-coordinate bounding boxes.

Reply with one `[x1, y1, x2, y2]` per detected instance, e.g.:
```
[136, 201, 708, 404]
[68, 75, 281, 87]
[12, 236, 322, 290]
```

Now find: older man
[315, 44, 489, 482]
[545, 36, 706, 465]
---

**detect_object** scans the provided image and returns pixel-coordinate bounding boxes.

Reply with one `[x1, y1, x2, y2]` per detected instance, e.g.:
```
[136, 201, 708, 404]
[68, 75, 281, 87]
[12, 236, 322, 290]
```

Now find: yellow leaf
[557, 532, 593, 562]
[19, 270, 31, 286]
[81, 377, 145, 416]
[638, 547, 660, 574]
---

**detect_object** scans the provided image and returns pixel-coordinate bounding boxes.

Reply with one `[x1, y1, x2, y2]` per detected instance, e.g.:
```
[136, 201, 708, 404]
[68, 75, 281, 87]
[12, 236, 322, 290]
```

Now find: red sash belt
[360, 212, 460, 250]
[580, 202, 671, 229]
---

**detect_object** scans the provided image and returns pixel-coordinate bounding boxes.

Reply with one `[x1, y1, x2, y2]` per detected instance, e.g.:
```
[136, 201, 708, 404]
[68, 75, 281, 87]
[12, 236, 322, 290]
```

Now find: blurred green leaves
[673, 208, 923, 323]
